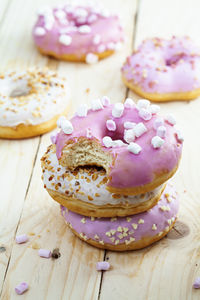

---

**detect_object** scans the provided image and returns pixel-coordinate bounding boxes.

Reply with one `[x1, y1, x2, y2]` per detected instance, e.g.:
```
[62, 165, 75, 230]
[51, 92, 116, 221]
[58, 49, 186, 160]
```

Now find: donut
[41, 144, 166, 217]
[61, 183, 179, 251]
[0, 69, 70, 139]
[33, 4, 124, 63]
[121, 36, 200, 101]
[52, 97, 183, 195]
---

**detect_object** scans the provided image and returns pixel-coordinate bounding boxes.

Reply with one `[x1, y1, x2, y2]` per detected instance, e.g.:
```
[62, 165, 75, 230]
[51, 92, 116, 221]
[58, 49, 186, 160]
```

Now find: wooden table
[1, 0, 200, 299]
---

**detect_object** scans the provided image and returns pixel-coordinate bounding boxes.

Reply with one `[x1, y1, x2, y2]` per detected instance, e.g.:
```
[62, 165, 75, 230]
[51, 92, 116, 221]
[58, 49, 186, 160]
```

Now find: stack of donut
[41, 97, 183, 251]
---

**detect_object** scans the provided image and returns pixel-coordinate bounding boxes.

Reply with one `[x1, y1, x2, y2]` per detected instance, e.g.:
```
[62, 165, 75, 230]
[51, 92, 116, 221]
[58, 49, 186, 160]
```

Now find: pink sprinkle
[106, 120, 116, 131]
[38, 249, 52, 258]
[96, 261, 110, 271]
[50, 133, 58, 144]
[16, 234, 28, 244]
[101, 96, 110, 106]
[15, 282, 28, 295]
[193, 277, 200, 288]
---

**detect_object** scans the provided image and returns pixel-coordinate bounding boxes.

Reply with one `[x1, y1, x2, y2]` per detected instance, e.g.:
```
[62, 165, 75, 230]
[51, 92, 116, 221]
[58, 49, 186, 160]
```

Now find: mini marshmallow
[15, 282, 29, 295]
[153, 117, 164, 129]
[112, 140, 125, 147]
[106, 120, 116, 131]
[157, 126, 166, 138]
[91, 99, 103, 111]
[193, 277, 200, 289]
[77, 104, 88, 117]
[151, 136, 165, 148]
[101, 96, 110, 106]
[93, 34, 101, 45]
[102, 136, 113, 148]
[124, 98, 135, 108]
[75, 8, 88, 18]
[61, 120, 73, 134]
[107, 42, 115, 50]
[115, 42, 122, 51]
[127, 142, 142, 154]
[97, 44, 106, 53]
[134, 122, 147, 138]
[34, 27, 46, 36]
[38, 249, 52, 258]
[138, 108, 152, 121]
[78, 25, 91, 33]
[165, 114, 176, 125]
[86, 128, 92, 138]
[57, 116, 67, 128]
[50, 133, 58, 144]
[112, 103, 124, 118]
[86, 53, 99, 64]
[124, 121, 136, 129]
[175, 129, 184, 142]
[137, 99, 150, 109]
[96, 261, 110, 271]
[54, 9, 66, 20]
[149, 104, 160, 114]
[59, 34, 72, 46]
[124, 129, 135, 143]
[16, 234, 28, 244]
[88, 14, 97, 23]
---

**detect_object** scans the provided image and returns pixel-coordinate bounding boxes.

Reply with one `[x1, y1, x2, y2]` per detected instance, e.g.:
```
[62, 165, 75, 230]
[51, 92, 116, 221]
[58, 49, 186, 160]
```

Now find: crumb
[31, 242, 40, 249]
[85, 88, 90, 93]
[52, 248, 61, 259]
[37, 235, 41, 238]
[184, 190, 187, 193]
[29, 232, 35, 236]
[46, 229, 50, 232]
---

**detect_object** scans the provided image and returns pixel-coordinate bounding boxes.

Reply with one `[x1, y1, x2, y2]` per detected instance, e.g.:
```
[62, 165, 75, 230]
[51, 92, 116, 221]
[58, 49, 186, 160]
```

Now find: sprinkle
[99, 240, 104, 245]
[94, 234, 99, 240]
[106, 120, 116, 131]
[152, 224, 157, 230]
[138, 219, 144, 224]
[117, 226, 123, 232]
[86, 53, 98, 64]
[193, 278, 200, 289]
[134, 122, 147, 138]
[124, 121, 136, 129]
[110, 229, 116, 235]
[101, 96, 110, 106]
[157, 126, 166, 138]
[137, 99, 150, 109]
[34, 27, 46, 36]
[77, 104, 88, 117]
[158, 231, 163, 236]
[59, 34, 72, 46]
[165, 114, 176, 126]
[78, 25, 91, 33]
[159, 205, 170, 212]
[127, 142, 141, 154]
[15, 282, 29, 295]
[125, 237, 135, 245]
[126, 217, 132, 222]
[139, 108, 152, 121]
[38, 249, 52, 258]
[124, 129, 135, 143]
[149, 104, 160, 114]
[16, 234, 28, 244]
[93, 34, 101, 45]
[151, 136, 164, 149]
[167, 219, 172, 225]
[132, 223, 138, 230]
[96, 261, 110, 271]
[153, 117, 164, 130]
[81, 218, 86, 224]
[102, 136, 113, 148]
[91, 99, 103, 111]
[112, 103, 124, 118]
[91, 217, 95, 221]
[97, 44, 106, 53]
[175, 129, 184, 142]
[124, 98, 135, 108]
[60, 119, 73, 134]
[115, 239, 119, 245]
[106, 231, 111, 237]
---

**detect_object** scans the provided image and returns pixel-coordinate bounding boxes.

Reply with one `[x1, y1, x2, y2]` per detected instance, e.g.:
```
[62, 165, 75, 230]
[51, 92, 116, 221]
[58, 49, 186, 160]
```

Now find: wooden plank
[100, 0, 200, 299]
[0, 0, 138, 299]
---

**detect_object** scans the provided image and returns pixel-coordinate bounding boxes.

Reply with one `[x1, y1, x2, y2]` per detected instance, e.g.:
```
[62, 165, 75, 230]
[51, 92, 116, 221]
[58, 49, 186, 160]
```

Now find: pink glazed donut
[33, 4, 124, 63]
[54, 97, 183, 195]
[61, 183, 179, 251]
[122, 36, 200, 101]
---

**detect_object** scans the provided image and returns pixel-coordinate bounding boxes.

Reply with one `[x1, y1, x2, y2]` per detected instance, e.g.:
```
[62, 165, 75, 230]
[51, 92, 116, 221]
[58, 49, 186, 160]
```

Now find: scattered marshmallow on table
[15, 282, 29, 295]
[38, 249, 52, 258]
[96, 261, 110, 271]
[16, 234, 28, 244]
[193, 277, 200, 289]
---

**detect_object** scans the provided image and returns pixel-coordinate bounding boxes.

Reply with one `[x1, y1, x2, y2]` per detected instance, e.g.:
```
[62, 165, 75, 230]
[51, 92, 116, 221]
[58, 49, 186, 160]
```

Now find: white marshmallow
[112, 103, 124, 118]
[149, 104, 160, 114]
[157, 126, 166, 138]
[115, 42, 122, 51]
[106, 120, 116, 131]
[54, 9, 66, 20]
[61, 120, 73, 134]
[75, 8, 88, 18]
[86, 128, 92, 138]
[137, 99, 150, 110]
[112, 140, 125, 147]
[153, 117, 164, 130]
[175, 129, 184, 142]
[93, 34, 101, 45]
[138, 108, 152, 121]
[85, 53, 98, 64]
[124, 121, 136, 129]
[165, 114, 176, 126]
[102, 136, 113, 148]
[57, 116, 67, 128]
[91, 99, 103, 111]
[151, 136, 164, 148]
[134, 122, 147, 138]
[97, 44, 106, 53]
[127, 142, 142, 154]
[124, 129, 135, 143]
[78, 25, 91, 33]
[59, 34, 72, 46]
[77, 104, 88, 117]
[124, 98, 135, 109]
[88, 14, 97, 23]
[34, 27, 46, 36]
[107, 42, 115, 50]
[101, 96, 110, 106]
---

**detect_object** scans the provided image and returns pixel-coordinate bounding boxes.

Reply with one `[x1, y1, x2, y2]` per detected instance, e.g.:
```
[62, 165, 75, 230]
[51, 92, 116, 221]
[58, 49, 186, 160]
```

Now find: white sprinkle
[106, 120, 116, 131]
[175, 129, 184, 142]
[153, 117, 164, 129]
[149, 104, 160, 114]
[165, 114, 176, 126]
[124, 129, 135, 143]
[127, 142, 142, 154]
[124, 121, 136, 129]
[77, 104, 88, 117]
[112, 103, 124, 118]
[91, 99, 103, 111]
[59, 34, 72, 46]
[61, 120, 73, 134]
[78, 25, 91, 33]
[152, 224, 157, 230]
[101, 96, 110, 106]
[134, 122, 147, 138]
[86, 53, 99, 64]
[137, 99, 150, 109]
[57, 116, 67, 128]
[124, 98, 135, 108]
[97, 44, 106, 53]
[157, 126, 166, 138]
[138, 108, 152, 121]
[151, 136, 164, 148]
[103, 136, 113, 148]
[132, 223, 138, 230]
[34, 27, 46, 36]
[93, 34, 101, 45]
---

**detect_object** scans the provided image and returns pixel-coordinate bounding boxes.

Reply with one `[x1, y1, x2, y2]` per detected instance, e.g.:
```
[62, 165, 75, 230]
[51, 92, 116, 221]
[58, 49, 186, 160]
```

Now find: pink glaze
[122, 36, 200, 93]
[33, 4, 124, 59]
[61, 184, 179, 246]
[55, 101, 182, 190]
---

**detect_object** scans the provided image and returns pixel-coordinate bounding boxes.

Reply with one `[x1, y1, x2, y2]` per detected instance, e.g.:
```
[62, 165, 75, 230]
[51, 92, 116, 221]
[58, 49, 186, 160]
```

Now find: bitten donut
[41, 144, 165, 217]
[61, 183, 179, 251]
[0, 69, 70, 139]
[33, 4, 124, 63]
[122, 36, 200, 101]
[52, 97, 183, 195]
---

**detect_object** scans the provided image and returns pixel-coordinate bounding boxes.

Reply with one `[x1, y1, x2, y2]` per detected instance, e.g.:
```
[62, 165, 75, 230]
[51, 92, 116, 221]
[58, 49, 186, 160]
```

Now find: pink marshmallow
[193, 277, 200, 289]
[16, 234, 28, 244]
[96, 261, 110, 271]
[15, 282, 29, 295]
[50, 133, 58, 144]
[38, 249, 52, 258]
[106, 120, 116, 131]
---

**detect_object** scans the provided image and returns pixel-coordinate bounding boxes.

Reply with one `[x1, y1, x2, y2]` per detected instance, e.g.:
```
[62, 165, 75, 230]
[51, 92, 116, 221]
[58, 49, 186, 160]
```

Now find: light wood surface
[0, 0, 200, 299]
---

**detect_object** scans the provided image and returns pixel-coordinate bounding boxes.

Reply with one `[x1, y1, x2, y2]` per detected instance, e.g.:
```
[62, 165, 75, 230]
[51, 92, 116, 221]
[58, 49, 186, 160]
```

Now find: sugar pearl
[137, 99, 150, 109]
[59, 34, 72, 46]
[15, 282, 29, 295]
[93, 34, 101, 45]
[86, 53, 98, 64]
[34, 27, 46, 36]
[112, 103, 124, 118]
[124, 129, 135, 143]
[124, 121, 136, 129]
[157, 126, 166, 138]
[96, 261, 110, 271]
[101, 96, 110, 106]
[38, 249, 52, 258]
[165, 114, 176, 125]
[91, 99, 103, 111]
[124, 98, 135, 108]
[153, 117, 164, 129]
[103, 136, 113, 148]
[134, 122, 147, 138]
[151, 136, 164, 148]
[193, 277, 200, 289]
[149, 104, 160, 114]
[106, 120, 116, 131]
[139, 108, 152, 121]
[77, 104, 88, 117]
[16, 234, 28, 244]
[61, 120, 73, 134]
[127, 142, 142, 154]
[78, 25, 91, 33]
